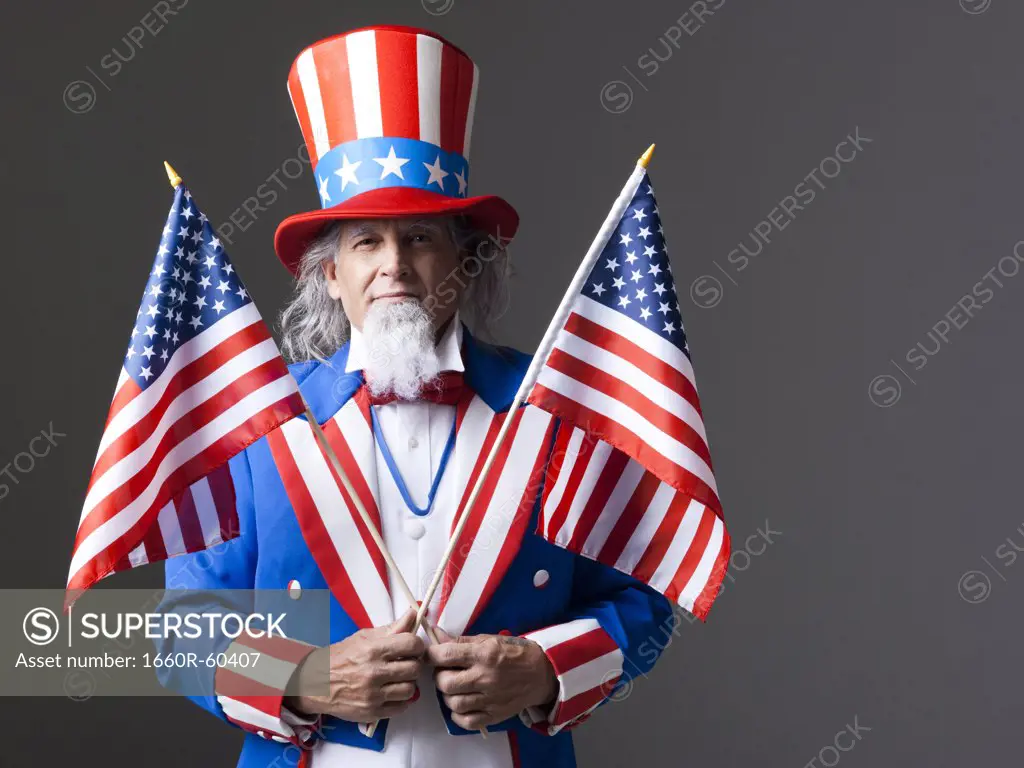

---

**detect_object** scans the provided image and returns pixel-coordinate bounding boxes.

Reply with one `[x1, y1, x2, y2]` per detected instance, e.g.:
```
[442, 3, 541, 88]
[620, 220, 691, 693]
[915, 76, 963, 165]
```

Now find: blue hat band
[313, 137, 470, 207]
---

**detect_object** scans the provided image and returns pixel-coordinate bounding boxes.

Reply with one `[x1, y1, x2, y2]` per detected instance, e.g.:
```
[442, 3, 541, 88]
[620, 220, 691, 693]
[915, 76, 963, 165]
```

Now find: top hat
[273, 24, 519, 275]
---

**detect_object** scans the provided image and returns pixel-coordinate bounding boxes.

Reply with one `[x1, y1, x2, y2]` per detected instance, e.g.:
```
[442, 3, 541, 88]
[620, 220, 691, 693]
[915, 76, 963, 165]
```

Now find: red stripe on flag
[565, 449, 630, 553]
[105, 376, 143, 433]
[312, 37, 359, 148]
[142, 519, 167, 564]
[628, 492, 693, 586]
[543, 427, 599, 543]
[174, 484, 206, 554]
[206, 463, 238, 542]
[79, 360, 292, 541]
[563, 312, 702, 415]
[544, 347, 713, 469]
[266, 427, 374, 629]
[691, 530, 731, 620]
[529, 385, 722, 515]
[663, 504, 717, 605]
[67, 395, 303, 593]
[595, 470, 663, 567]
[538, 420, 575, 536]
[375, 31, 419, 139]
[90, 322, 273, 485]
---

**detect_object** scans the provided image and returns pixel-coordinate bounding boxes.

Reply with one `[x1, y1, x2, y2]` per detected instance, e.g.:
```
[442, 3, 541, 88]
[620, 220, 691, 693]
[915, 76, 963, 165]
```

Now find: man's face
[322, 216, 462, 333]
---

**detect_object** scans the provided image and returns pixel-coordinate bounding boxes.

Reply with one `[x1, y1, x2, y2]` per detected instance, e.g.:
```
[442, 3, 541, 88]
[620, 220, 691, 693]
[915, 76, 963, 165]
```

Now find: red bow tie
[364, 371, 466, 406]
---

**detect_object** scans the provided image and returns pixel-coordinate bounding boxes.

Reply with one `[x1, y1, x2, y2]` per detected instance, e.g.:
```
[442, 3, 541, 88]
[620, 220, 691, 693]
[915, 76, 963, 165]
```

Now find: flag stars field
[123, 200, 251, 388]
[581, 183, 687, 344]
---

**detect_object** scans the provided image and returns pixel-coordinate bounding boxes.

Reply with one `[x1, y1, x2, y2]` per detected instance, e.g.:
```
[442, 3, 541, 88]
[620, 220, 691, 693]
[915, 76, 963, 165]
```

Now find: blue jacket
[156, 327, 674, 767]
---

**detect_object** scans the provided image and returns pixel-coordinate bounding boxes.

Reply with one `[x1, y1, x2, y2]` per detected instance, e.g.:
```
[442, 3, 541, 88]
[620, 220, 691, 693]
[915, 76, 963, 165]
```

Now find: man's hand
[426, 629, 559, 730]
[286, 608, 425, 723]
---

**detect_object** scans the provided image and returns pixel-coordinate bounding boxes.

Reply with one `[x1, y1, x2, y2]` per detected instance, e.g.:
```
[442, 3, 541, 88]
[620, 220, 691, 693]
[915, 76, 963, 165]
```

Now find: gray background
[0, 0, 1020, 764]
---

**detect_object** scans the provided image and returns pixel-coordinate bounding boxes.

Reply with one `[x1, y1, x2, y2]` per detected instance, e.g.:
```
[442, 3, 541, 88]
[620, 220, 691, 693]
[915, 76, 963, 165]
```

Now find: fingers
[426, 640, 480, 668]
[377, 632, 426, 661]
[443, 692, 486, 715]
[376, 659, 421, 684]
[387, 607, 418, 635]
[429, 624, 455, 643]
[451, 710, 493, 731]
[434, 667, 480, 695]
[380, 681, 418, 703]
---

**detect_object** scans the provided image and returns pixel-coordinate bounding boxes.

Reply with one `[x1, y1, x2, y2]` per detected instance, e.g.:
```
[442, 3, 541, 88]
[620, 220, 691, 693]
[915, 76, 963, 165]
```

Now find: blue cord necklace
[369, 405, 458, 517]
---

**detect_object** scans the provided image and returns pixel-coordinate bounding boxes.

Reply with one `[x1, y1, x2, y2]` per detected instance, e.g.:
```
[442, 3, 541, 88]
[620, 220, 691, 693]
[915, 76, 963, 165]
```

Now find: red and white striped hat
[274, 25, 519, 275]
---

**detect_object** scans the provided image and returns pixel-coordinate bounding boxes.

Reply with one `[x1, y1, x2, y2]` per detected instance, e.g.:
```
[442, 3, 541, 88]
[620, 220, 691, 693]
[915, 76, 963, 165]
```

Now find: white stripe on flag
[675, 513, 726, 614]
[552, 440, 613, 548]
[190, 476, 222, 548]
[295, 48, 331, 160]
[127, 539, 148, 568]
[648, 498, 705, 597]
[346, 30, 383, 138]
[96, 304, 262, 457]
[67, 375, 298, 584]
[541, 427, 585, 541]
[536, 366, 718, 497]
[416, 34, 442, 146]
[156, 497, 185, 558]
[572, 296, 697, 390]
[553, 328, 707, 444]
[82, 338, 286, 519]
[613, 481, 676, 573]
[579, 459, 646, 559]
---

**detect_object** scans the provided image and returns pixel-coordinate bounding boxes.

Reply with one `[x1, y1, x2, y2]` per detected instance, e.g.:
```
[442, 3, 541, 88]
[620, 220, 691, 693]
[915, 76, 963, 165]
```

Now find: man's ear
[322, 259, 342, 300]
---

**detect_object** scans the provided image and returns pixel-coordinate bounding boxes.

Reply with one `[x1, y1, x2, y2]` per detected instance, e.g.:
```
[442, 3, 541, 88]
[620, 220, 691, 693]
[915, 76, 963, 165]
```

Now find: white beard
[361, 300, 441, 400]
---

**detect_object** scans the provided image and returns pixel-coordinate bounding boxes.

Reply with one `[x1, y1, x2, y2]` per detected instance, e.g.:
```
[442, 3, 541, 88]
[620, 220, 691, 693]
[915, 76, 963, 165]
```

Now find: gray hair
[278, 216, 512, 365]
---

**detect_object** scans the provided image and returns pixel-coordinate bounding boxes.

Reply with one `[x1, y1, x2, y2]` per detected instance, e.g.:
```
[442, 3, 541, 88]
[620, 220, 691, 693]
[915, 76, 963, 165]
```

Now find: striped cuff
[214, 632, 322, 749]
[519, 618, 624, 735]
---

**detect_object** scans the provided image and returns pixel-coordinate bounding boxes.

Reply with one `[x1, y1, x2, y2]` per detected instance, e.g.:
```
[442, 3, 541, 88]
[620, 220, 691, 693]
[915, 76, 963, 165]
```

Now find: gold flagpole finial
[163, 161, 182, 188]
[638, 143, 656, 168]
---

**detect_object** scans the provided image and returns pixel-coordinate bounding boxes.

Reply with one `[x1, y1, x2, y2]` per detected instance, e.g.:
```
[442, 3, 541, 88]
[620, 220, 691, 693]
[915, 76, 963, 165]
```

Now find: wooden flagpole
[409, 144, 656, 640]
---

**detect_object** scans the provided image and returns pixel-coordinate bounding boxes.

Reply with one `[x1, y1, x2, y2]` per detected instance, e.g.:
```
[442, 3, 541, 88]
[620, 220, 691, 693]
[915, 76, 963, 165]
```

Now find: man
[158, 25, 674, 768]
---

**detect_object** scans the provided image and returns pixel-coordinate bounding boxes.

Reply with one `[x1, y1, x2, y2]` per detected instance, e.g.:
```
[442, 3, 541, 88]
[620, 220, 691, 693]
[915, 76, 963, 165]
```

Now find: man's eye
[410, 233, 432, 243]
[355, 237, 375, 247]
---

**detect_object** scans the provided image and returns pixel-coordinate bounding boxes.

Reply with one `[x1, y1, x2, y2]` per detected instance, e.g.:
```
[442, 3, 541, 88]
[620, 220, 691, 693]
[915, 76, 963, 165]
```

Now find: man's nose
[377, 241, 411, 278]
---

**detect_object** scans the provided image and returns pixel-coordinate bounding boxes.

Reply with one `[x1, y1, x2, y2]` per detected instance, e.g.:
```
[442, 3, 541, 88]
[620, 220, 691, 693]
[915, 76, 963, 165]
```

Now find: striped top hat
[274, 25, 519, 275]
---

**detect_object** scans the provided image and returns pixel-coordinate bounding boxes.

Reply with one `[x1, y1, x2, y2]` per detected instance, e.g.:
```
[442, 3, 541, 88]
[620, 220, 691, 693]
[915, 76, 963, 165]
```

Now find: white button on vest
[408, 436, 419, 450]
[533, 569, 550, 588]
[287, 579, 301, 600]
[404, 519, 426, 540]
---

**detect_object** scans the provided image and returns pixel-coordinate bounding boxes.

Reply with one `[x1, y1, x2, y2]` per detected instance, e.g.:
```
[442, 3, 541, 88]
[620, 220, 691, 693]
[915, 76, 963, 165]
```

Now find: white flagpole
[411, 145, 656, 637]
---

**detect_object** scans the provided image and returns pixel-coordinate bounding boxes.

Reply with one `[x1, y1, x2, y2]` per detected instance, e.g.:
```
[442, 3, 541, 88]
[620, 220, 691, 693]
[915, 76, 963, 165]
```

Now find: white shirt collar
[345, 310, 465, 374]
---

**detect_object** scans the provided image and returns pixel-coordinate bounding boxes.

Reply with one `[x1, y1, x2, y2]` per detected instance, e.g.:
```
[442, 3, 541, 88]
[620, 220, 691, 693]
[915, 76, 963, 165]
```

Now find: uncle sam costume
[157, 25, 674, 768]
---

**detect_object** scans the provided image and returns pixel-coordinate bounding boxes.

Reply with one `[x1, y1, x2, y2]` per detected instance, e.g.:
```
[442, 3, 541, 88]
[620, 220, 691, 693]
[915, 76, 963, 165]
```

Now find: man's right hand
[286, 608, 425, 723]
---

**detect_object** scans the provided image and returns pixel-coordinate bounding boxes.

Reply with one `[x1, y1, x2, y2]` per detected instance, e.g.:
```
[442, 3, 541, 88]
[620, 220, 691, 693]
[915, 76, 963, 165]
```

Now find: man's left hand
[426, 629, 559, 730]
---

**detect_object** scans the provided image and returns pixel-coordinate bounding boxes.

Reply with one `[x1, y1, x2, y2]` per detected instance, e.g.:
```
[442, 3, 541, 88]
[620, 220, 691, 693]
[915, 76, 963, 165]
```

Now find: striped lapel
[267, 344, 394, 629]
[434, 396, 555, 636]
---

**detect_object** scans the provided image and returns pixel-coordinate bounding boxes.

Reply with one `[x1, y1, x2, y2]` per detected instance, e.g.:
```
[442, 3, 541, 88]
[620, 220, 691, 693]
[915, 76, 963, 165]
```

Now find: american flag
[526, 166, 730, 620]
[66, 180, 305, 601]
